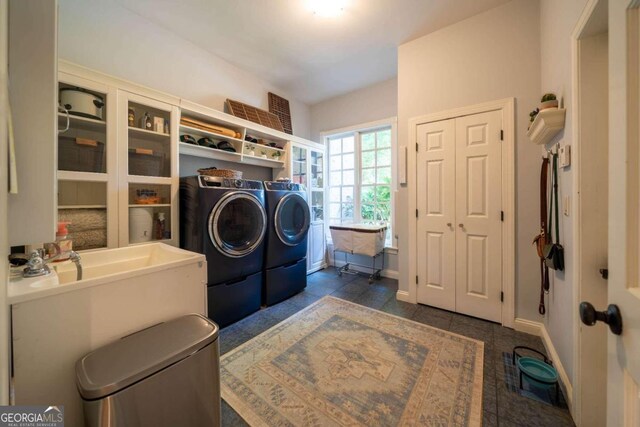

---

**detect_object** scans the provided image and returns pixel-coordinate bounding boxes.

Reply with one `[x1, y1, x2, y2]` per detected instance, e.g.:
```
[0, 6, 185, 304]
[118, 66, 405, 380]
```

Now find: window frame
[322, 117, 398, 249]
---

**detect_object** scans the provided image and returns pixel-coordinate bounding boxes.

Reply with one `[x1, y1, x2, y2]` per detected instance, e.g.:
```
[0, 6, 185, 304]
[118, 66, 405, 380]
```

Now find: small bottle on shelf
[155, 212, 166, 240]
[128, 108, 135, 127]
[140, 112, 152, 130]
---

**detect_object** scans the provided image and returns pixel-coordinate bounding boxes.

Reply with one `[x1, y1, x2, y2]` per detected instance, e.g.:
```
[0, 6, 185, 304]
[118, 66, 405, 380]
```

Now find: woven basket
[198, 167, 243, 179]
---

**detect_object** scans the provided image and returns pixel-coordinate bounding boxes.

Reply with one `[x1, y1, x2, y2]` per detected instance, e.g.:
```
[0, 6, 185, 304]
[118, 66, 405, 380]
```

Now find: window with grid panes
[328, 135, 356, 224]
[327, 127, 393, 246]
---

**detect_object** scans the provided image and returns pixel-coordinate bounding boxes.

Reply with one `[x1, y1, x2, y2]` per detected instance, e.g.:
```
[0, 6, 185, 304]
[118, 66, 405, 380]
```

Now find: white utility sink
[8, 243, 205, 303]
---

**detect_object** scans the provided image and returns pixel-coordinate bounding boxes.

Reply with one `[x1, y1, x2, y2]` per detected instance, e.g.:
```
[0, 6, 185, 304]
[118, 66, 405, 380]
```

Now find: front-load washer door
[274, 193, 310, 247]
[208, 192, 267, 258]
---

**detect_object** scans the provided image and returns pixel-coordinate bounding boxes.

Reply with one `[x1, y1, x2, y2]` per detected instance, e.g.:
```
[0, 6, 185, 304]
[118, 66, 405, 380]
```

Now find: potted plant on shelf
[245, 144, 256, 156]
[528, 108, 540, 130]
[260, 150, 268, 159]
[540, 93, 558, 110]
[271, 151, 282, 160]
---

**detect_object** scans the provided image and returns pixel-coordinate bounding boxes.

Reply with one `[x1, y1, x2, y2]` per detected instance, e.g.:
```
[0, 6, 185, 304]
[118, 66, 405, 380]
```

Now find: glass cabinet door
[292, 145, 307, 186]
[310, 150, 324, 222]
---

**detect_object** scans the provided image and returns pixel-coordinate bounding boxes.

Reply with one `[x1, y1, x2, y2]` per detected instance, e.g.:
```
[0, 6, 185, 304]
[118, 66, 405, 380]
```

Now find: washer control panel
[265, 181, 305, 192]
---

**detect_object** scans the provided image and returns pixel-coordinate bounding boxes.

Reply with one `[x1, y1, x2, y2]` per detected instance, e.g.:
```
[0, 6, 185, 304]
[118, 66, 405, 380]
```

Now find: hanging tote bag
[544, 153, 565, 271]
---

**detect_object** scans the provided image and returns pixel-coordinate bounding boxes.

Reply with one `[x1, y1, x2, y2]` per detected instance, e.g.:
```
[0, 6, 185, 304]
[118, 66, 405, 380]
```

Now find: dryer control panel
[265, 181, 306, 192]
[200, 176, 264, 189]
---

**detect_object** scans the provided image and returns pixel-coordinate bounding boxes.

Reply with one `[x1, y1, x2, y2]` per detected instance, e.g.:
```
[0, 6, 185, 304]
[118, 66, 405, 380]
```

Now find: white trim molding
[406, 98, 516, 328]
[396, 290, 411, 303]
[514, 319, 574, 415]
[570, 1, 607, 425]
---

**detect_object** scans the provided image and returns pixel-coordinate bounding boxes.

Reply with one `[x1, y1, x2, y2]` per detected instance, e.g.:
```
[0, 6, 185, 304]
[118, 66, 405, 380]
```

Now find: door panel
[608, 5, 640, 425]
[416, 120, 456, 310]
[455, 110, 502, 322]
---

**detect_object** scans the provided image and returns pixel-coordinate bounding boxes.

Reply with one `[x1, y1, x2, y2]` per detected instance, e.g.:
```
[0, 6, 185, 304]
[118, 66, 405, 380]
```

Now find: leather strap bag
[544, 153, 565, 271]
[533, 157, 549, 315]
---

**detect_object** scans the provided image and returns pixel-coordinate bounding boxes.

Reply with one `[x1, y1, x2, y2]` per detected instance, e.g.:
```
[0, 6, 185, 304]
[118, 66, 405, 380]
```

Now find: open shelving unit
[178, 100, 289, 170]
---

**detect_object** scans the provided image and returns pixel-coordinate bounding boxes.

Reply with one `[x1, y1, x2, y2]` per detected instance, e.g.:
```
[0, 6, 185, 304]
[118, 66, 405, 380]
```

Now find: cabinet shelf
[58, 113, 106, 133]
[527, 108, 566, 145]
[179, 142, 243, 162]
[243, 140, 285, 153]
[242, 155, 285, 169]
[127, 175, 173, 185]
[179, 124, 245, 145]
[58, 205, 107, 210]
[129, 204, 171, 208]
[57, 170, 108, 182]
[128, 126, 170, 141]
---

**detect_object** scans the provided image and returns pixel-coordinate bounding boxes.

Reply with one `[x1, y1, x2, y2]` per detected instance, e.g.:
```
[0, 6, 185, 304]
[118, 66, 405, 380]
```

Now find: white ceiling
[116, 0, 511, 104]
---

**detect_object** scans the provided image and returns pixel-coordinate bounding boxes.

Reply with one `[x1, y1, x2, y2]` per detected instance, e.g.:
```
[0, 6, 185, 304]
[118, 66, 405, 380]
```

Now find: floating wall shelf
[527, 108, 566, 145]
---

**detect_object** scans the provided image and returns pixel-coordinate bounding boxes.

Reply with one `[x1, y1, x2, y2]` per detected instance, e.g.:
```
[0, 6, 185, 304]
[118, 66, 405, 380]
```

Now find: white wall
[397, 0, 542, 320]
[539, 0, 590, 384]
[309, 78, 397, 142]
[57, 0, 311, 139]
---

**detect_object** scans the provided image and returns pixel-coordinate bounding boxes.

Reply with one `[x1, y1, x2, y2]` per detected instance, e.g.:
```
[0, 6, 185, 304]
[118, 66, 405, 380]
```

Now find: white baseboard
[513, 318, 574, 414]
[330, 259, 398, 280]
[396, 290, 411, 302]
[513, 317, 543, 336]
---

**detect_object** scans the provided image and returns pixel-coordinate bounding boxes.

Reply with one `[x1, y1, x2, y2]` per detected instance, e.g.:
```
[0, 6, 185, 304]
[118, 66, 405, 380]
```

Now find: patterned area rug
[221, 296, 484, 426]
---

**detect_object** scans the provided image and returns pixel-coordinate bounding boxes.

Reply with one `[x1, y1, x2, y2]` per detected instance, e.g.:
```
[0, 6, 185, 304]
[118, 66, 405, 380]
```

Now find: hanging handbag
[544, 153, 564, 271]
[533, 157, 550, 315]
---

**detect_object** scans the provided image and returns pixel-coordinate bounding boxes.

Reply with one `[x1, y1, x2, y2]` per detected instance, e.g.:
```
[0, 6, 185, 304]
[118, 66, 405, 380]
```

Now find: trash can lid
[76, 314, 218, 400]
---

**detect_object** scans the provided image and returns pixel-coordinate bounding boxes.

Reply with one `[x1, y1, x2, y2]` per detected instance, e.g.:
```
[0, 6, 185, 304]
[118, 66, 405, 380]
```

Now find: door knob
[446, 223, 452, 227]
[458, 223, 464, 228]
[579, 302, 623, 335]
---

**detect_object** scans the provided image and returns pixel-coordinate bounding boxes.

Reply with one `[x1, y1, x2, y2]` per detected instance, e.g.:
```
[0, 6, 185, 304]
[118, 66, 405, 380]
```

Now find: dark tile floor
[219, 268, 575, 427]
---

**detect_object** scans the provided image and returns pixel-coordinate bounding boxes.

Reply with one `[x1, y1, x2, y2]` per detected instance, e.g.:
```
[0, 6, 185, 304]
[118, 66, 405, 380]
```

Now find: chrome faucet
[22, 243, 83, 281]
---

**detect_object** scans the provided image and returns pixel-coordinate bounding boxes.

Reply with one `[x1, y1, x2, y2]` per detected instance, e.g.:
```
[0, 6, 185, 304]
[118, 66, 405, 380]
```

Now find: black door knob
[579, 302, 623, 335]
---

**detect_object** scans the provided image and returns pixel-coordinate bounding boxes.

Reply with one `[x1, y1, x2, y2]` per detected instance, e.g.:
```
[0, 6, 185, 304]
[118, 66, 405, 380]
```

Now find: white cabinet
[117, 91, 179, 247]
[57, 73, 118, 250]
[56, 67, 181, 251]
[287, 142, 327, 273]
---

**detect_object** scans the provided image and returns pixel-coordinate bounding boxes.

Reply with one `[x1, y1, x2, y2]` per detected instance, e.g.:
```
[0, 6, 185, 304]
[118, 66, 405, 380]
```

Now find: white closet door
[454, 110, 503, 322]
[416, 119, 456, 311]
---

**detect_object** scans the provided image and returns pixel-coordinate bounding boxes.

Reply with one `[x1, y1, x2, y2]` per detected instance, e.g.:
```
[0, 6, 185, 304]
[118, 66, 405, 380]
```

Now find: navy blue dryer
[263, 181, 311, 306]
[180, 175, 267, 327]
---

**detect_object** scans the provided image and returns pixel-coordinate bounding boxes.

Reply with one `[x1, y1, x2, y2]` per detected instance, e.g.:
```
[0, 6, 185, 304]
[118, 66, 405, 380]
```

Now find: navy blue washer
[180, 175, 267, 327]
[263, 181, 311, 306]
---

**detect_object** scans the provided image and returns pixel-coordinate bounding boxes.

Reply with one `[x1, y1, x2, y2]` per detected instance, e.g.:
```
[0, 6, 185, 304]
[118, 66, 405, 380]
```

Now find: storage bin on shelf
[58, 137, 106, 173]
[128, 148, 164, 176]
[329, 223, 387, 283]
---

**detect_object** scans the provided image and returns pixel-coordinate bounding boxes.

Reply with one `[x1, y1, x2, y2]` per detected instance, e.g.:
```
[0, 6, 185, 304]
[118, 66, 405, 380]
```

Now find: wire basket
[197, 167, 243, 179]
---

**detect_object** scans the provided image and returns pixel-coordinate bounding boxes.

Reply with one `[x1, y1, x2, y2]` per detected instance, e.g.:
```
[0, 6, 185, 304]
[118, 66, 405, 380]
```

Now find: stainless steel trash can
[76, 314, 220, 427]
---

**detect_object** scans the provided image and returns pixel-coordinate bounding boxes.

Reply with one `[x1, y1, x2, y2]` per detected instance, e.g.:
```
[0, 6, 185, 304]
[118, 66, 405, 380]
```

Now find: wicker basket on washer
[197, 167, 243, 179]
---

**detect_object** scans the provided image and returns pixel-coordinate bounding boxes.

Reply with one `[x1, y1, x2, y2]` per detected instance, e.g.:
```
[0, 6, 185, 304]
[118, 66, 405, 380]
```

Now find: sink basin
[8, 243, 205, 303]
[54, 243, 197, 285]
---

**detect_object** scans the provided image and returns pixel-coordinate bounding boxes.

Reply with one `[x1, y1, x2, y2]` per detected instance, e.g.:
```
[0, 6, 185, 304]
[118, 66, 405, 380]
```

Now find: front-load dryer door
[274, 193, 310, 246]
[208, 192, 267, 258]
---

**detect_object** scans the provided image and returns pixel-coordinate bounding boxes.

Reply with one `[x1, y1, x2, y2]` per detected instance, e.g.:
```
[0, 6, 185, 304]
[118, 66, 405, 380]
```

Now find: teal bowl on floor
[517, 356, 559, 386]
